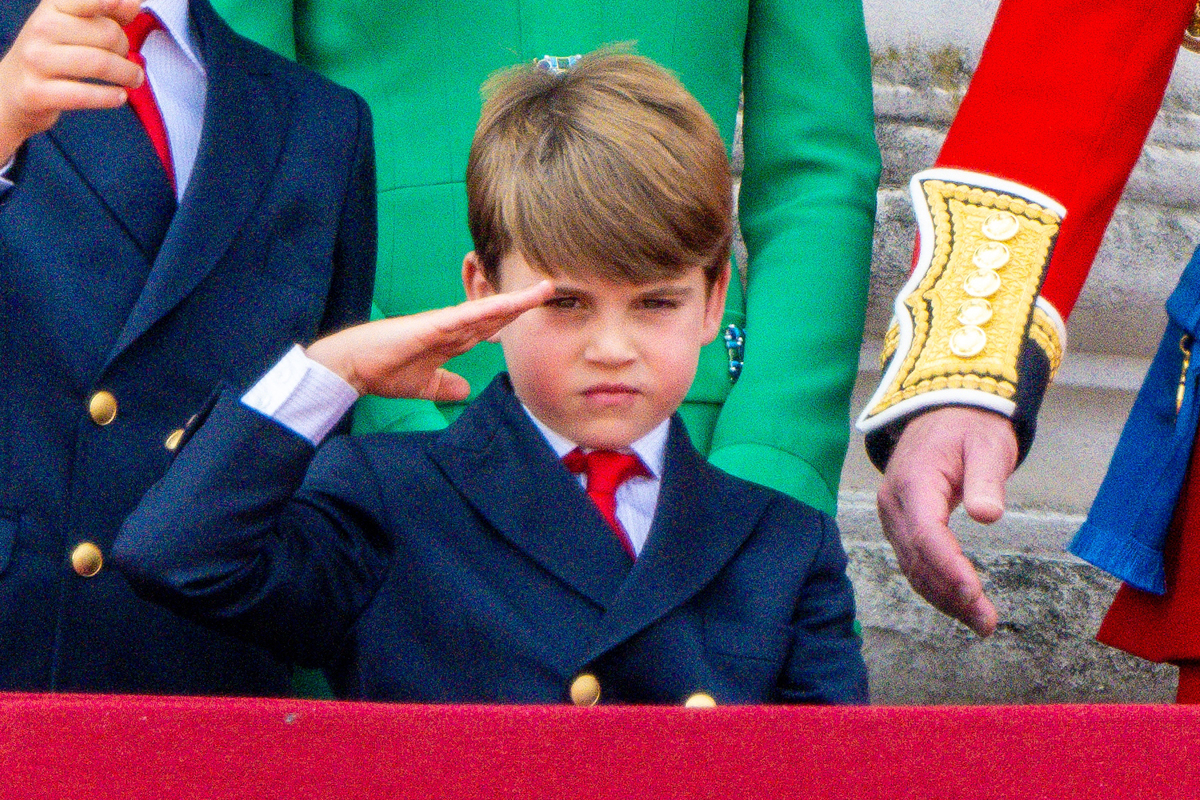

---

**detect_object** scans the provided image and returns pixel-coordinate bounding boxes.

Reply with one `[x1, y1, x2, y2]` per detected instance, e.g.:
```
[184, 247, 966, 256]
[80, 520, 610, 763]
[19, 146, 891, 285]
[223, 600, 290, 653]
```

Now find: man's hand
[306, 280, 554, 400]
[876, 406, 1019, 636]
[0, 0, 143, 163]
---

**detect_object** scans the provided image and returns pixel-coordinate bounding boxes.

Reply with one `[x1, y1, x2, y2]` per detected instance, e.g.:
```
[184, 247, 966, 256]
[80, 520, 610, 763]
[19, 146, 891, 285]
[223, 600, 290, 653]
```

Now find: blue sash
[1069, 245, 1200, 594]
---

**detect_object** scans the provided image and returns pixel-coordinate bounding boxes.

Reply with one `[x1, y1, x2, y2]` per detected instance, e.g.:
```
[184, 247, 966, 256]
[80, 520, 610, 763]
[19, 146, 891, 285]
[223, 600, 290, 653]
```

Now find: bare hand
[876, 406, 1018, 636]
[306, 280, 555, 400]
[0, 0, 143, 162]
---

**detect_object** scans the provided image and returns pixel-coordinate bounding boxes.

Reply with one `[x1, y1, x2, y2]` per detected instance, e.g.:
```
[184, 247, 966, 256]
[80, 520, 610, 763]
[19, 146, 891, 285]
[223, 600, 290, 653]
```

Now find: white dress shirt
[0, 0, 207, 198]
[525, 410, 667, 557]
[141, 0, 207, 198]
[241, 346, 669, 556]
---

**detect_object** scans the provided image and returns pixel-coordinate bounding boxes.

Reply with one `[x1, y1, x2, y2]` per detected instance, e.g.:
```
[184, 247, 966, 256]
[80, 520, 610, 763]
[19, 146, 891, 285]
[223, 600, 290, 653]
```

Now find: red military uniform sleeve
[937, 0, 1195, 317]
[941, 0, 1200, 696]
[863, 0, 1200, 698]
[858, 0, 1197, 463]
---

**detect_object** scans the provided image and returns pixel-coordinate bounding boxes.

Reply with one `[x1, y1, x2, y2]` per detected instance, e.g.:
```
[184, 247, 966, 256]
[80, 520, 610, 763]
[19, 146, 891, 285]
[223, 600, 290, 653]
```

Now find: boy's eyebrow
[547, 282, 590, 296]
[636, 285, 695, 298]
[547, 280, 696, 299]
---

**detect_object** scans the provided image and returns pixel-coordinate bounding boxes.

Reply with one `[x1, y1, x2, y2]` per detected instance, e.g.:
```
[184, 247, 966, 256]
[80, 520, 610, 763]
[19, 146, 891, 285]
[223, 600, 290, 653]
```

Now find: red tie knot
[124, 11, 164, 55]
[563, 449, 649, 496]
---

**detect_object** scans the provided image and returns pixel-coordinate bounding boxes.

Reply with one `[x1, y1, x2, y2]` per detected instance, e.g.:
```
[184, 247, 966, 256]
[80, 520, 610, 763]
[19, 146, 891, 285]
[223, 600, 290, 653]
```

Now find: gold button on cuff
[684, 692, 717, 708]
[963, 269, 1002, 298]
[981, 210, 1020, 241]
[569, 673, 601, 707]
[957, 299, 994, 327]
[949, 326, 988, 358]
[972, 241, 1011, 270]
[88, 391, 118, 426]
[71, 542, 103, 578]
[164, 428, 185, 452]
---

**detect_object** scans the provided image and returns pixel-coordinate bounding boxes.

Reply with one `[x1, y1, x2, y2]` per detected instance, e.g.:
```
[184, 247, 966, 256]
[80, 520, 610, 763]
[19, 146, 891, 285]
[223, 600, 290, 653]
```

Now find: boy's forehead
[499, 251, 707, 287]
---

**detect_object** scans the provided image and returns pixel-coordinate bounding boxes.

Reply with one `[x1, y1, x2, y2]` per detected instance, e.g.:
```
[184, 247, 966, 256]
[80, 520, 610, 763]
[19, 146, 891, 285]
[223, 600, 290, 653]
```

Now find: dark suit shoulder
[698, 456, 834, 536]
[197, 0, 369, 119]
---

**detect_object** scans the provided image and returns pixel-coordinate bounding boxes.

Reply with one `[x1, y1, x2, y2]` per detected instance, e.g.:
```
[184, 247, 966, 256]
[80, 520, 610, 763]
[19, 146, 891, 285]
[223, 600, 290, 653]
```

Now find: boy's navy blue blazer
[115, 376, 868, 705]
[0, 0, 375, 693]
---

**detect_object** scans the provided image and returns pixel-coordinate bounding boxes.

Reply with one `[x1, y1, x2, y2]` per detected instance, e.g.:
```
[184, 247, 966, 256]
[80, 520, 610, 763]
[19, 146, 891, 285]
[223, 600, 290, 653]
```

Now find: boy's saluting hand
[305, 280, 555, 402]
[0, 0, 143, 163]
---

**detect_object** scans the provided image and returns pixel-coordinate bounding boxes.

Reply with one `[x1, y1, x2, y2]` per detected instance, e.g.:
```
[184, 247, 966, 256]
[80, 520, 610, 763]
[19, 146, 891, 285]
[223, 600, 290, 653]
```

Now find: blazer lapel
[46, 106, 177, 263]
[105, 0, 290, 367]
[584, 419, 765, 661]
[427, 378, 633, 609]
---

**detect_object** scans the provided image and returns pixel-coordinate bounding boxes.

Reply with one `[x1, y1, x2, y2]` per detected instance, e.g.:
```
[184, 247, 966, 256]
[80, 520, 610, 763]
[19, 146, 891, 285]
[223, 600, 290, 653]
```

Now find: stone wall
[836, 1, 1200, 703]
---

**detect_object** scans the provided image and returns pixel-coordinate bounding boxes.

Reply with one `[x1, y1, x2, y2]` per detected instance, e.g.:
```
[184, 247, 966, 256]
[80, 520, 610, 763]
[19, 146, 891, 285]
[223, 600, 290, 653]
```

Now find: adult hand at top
[0, 0, 143, 162]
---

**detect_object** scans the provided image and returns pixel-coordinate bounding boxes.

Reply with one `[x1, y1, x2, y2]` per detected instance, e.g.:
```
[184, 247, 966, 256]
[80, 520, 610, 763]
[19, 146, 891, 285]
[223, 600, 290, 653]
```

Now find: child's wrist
[303, 339, 364, 395]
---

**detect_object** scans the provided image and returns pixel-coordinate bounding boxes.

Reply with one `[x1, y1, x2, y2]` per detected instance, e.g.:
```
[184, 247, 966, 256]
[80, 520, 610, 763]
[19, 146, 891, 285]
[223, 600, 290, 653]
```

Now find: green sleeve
[207, 0, 297, 58]
[707, 0, 880, 515]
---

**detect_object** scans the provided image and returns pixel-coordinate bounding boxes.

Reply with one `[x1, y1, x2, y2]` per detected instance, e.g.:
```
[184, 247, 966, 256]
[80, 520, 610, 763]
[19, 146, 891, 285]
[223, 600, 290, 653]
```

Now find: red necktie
[563, 449, 649, 559]
[123, 12, 175, 191]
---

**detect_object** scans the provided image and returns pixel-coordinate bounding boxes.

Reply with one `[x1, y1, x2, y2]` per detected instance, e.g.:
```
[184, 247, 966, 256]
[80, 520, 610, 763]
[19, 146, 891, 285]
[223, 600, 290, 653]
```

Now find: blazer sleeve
[778, 509, 869, 704]
[111, 394, 394, 668]
[707, 0, 880, 516]
[857, 0, 1197, 467]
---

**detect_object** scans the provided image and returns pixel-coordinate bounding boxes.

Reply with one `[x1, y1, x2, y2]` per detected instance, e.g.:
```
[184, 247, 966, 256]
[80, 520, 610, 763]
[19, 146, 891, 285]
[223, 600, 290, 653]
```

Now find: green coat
[212, 0, 878, 516]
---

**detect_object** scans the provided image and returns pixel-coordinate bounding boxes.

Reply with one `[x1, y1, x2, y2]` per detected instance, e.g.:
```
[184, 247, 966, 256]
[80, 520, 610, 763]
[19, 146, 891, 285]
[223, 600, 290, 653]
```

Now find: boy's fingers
[46, 11, 131, 56]
[53, 0, 140, 25]
[421, 369, 471, 403]
[31, 44, 142, 89]
[430, 280, 553, 343]
[38, 79, 128, 111]
[460, 279, 553, 323]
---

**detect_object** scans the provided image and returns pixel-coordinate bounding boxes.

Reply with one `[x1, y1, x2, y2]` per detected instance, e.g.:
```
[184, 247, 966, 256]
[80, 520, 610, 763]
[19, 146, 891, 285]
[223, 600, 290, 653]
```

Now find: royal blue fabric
[1069, 245, 1200, 594]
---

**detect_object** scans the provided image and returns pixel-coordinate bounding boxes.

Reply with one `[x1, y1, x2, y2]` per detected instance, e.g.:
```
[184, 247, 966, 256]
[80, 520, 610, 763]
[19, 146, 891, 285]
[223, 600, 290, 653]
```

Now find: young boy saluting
[114, 53, 867, 705]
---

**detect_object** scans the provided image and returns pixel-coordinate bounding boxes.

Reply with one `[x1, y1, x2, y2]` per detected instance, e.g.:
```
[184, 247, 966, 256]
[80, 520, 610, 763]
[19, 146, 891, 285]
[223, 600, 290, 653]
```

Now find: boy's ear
[462, 252, 498, 301]
[463, 252, 511, 344]
[701, 263, 732, 343]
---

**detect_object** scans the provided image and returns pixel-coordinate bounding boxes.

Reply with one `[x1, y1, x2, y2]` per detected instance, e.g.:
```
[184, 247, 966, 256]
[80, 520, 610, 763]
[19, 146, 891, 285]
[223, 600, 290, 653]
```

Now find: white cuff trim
[241, 345, 359, 445]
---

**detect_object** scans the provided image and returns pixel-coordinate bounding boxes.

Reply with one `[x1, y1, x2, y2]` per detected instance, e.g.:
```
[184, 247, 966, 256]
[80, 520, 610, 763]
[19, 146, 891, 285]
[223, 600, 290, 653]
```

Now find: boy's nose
[583, 317, 637, 365]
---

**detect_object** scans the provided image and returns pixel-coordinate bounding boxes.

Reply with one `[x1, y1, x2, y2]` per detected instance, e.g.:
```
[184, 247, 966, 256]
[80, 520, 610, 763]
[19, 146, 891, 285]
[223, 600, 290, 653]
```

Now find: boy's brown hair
[467, 50, 733, 288]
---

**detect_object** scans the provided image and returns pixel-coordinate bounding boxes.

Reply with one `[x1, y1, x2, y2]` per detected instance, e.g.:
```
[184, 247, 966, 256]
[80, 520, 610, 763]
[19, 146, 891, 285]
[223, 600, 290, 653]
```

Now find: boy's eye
[638, 297, 680, 310]
[544, 295, 581, 310]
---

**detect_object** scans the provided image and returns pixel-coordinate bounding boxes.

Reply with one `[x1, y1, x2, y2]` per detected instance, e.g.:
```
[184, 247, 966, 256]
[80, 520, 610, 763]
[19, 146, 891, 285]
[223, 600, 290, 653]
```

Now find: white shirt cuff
[0, 154, 15, 191]
[241, 345, 359, 445]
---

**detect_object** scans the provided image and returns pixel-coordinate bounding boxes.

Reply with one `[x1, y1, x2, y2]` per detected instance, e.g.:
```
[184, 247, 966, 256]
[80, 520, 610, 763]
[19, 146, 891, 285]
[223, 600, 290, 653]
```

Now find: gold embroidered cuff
[857, 169, 1067, 433]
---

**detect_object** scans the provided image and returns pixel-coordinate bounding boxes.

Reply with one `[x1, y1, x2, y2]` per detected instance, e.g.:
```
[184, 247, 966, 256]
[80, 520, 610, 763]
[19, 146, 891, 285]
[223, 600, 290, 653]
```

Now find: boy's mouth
[582, 383, 640, 405]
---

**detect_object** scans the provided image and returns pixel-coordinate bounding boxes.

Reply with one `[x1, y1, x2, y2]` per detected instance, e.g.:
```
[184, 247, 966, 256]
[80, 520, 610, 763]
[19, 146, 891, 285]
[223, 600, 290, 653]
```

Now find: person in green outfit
[210, 0, 878, 518]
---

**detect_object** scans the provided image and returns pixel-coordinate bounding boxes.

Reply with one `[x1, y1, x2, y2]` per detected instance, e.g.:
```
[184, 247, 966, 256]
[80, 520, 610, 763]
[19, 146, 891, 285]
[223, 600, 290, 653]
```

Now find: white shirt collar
[523, 407, 670, 480]
[142, 0, 205, 71]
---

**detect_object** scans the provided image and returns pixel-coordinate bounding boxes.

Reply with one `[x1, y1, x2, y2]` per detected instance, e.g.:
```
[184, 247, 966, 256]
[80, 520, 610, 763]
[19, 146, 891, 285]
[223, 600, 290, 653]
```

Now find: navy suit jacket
[115, 377, 867, 704]
[0, 0, 375, 693]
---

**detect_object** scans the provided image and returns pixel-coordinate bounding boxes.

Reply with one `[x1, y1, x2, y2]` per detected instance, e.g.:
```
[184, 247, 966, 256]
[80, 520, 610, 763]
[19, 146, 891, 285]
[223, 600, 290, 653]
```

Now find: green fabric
[213, 0, 879, 517]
